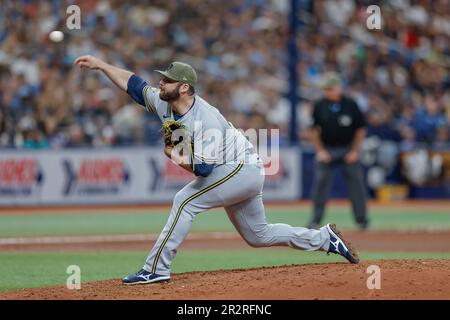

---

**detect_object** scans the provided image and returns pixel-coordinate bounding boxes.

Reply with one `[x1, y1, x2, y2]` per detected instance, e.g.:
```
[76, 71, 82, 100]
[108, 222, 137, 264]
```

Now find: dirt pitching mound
[1, 259, 449, 300]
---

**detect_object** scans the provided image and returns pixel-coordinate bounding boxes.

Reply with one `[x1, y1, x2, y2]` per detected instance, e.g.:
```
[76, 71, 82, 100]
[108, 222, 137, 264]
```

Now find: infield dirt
[1, 259, 449, 300]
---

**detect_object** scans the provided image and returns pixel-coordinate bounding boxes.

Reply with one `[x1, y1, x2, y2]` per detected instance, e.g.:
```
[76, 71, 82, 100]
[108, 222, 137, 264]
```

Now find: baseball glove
[161, 120, 189, 147]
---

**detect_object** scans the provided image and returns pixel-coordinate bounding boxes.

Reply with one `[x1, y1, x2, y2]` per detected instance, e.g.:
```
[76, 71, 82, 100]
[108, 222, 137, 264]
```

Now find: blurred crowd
[295, 0, 450, 151]
[0, 0, 449, 149]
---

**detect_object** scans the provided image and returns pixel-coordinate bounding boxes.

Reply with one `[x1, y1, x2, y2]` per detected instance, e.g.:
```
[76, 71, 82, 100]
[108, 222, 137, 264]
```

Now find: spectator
[365, 94, 399, 141]
[64, 124, 90, 148]
[23, 127, 49, 149]
[0, 0, 448, 150]
[414, 95, 448, 144]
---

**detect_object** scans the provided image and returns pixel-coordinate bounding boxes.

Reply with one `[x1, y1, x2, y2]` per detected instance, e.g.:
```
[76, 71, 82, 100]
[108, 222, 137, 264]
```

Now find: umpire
[308, 72, 369, 230]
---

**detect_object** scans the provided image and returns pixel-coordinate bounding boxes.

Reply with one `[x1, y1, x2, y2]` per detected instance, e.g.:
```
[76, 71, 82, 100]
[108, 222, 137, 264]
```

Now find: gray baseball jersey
[139, 85, 331, 276]
[142, 86, 256, 166]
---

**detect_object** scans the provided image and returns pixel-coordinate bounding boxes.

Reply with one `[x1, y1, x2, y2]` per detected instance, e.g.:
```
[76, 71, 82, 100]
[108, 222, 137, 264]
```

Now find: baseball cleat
[326, 223, 360, 264]
[122, 269, 170, 285]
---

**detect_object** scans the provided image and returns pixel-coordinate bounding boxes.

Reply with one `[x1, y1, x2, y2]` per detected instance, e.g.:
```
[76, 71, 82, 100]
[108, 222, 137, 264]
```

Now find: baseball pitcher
[74, 56, 359, 285]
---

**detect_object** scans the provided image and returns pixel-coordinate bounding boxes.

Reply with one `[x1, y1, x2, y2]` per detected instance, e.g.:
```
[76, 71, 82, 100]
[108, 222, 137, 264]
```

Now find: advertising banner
[0, 148, 300, 206]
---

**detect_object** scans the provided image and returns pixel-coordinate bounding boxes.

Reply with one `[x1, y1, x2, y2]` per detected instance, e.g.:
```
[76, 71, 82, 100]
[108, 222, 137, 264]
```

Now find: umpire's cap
[155, 62, 197, 87]
[321, 72, 342, 89]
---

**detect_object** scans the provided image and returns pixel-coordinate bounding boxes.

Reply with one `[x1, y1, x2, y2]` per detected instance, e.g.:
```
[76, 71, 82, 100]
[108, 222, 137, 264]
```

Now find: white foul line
[0, 232, 239, 245]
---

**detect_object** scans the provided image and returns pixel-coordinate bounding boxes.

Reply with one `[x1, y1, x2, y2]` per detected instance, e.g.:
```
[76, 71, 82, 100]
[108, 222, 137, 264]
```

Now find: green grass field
[0, 204, 449, 292]
[1, 206, 449, 237]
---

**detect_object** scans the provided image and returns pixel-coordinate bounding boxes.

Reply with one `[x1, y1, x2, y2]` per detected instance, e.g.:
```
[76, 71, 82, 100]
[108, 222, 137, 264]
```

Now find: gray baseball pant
[144, 161, 330, 276]
[310, 146, 368, 226]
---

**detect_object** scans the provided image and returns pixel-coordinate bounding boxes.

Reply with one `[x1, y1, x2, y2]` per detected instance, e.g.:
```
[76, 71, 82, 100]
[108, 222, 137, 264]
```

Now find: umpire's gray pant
[144, 161, 330, 276]
[310, 146, 368, 226]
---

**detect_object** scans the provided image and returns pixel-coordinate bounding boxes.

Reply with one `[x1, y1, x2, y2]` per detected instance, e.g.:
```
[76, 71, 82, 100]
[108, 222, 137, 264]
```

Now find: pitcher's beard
[160, 86, 181, 102]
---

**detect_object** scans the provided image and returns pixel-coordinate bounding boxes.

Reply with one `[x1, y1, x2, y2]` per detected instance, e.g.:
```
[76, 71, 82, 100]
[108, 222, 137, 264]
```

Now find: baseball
[49, 30, 64, 42]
